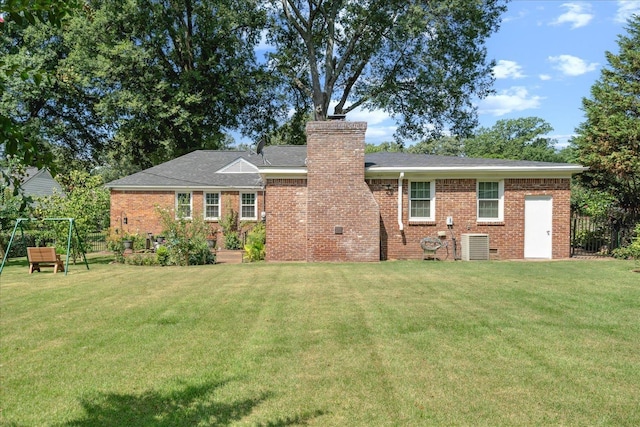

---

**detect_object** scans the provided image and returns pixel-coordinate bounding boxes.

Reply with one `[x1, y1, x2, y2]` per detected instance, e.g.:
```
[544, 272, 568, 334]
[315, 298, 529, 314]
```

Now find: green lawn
[1, 257, 639, 426]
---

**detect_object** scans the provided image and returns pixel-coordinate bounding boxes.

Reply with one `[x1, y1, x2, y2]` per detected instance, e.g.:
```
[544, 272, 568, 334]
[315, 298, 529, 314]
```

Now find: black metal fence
[85, 231, 108, 252]
[570, 212, 634, 257]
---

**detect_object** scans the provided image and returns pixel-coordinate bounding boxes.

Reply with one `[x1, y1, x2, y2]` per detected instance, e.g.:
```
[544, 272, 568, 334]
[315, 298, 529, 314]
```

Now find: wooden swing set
[0, 218, 90, 276]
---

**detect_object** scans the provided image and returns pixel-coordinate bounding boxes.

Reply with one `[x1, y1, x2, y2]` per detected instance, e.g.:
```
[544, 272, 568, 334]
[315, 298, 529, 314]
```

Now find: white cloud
[365, 125, 398, 142]
[550, 3, 594, 29]
[539, 74, 552, 81]
[345, 106, 390, 126]
[493, 60, 525, 79]
[615, 1, 640, 23]
[478, 87, 543, 116]
[503, 9, 529, 23]
[548, 54, 599, 76]
[326, 100, 397, 142]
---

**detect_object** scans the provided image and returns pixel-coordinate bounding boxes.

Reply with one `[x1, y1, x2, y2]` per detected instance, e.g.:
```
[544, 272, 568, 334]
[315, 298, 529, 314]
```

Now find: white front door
[524, 196, 553, 259]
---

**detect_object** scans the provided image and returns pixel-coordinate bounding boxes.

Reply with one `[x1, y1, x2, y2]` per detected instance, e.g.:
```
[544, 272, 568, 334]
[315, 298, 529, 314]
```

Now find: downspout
[397, 172, 404, 231]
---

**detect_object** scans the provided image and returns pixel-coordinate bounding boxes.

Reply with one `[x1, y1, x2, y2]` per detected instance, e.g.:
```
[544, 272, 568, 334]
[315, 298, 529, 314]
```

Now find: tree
[64, 0, 282, 170]
[0, 0, 80, 190]
[1, 16, 105, 175]
[266, 0, 507, 140]
[463, 117, 563, 162]
[573, 15, 640, 218]
[365, 141, 404, 153]
[407, 136, 464, 156]
[35, 170, 110, 258]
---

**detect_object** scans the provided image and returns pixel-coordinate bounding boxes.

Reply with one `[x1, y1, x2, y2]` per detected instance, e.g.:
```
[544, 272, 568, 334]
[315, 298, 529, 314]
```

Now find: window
[240, 192, 257, 220]
[176, 192, 192, 218]
[204, 192, 220, 219]
[477, 181, 504, 221]
[409, 181, 435, 221]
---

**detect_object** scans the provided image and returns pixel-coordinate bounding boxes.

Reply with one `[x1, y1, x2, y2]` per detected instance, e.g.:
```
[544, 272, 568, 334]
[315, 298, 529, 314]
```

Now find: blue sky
[475, 0, 640, 149]
[238, 1, 640, 149]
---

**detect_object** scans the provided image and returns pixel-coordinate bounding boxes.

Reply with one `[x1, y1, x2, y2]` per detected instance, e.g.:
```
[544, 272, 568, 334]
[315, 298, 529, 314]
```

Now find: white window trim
[409, 180, 436, 222]
[477, 180, 504, 222]
[240, 192, 257, 220]
[204, 192, 221, 220]
[175, 191, 193, 219]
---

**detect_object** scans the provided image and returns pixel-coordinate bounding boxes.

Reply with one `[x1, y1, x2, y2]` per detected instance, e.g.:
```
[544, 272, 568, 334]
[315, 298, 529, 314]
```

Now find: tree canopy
[3, 0, 510, 177]
[572, 15, 640, 218]
[266, 0, 507, 140]
[0, 0, 80, 190]
[464, 117, 564, 162]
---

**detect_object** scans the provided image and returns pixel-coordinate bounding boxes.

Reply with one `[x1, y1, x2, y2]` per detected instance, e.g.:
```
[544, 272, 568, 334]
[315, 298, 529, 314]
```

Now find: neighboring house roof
[3, 167, 63, 197]
[106, 146, 585, 189]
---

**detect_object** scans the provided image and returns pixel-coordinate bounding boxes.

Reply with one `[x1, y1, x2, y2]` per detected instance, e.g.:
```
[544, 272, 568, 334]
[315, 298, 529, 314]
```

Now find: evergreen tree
[573, 16, 640, 218]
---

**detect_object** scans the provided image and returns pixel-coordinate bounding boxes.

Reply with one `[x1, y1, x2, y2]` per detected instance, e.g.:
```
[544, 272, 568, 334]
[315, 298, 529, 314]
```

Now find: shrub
[156, 246, 170, 266]
[612, 222, 640, 260]
[124, 253, 158, 266]
[219, 205, 243, 250]
[156, 206, 215, 266]
[244, 222, 266, 262]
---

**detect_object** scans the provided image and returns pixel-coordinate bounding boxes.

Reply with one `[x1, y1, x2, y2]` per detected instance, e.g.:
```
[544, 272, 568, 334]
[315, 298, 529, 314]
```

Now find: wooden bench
[27, 247, 65, 274]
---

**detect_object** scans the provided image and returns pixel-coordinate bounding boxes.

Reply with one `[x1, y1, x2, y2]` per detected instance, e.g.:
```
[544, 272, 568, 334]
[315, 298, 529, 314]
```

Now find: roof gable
[216, 158, 259, 173]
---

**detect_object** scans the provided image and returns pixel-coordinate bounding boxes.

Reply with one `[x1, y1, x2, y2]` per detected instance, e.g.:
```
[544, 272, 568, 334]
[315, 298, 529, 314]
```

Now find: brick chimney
[306, 121, 380, 261]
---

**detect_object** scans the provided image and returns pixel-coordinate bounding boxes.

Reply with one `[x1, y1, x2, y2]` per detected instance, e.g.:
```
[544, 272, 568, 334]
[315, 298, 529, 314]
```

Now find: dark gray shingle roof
[364, 152, 576, 169]
[107, 146, 582, 188]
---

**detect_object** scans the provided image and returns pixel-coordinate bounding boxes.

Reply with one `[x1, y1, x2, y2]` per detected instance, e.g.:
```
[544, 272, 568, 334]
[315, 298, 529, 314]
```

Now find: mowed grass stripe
[1, 257, 639, 425]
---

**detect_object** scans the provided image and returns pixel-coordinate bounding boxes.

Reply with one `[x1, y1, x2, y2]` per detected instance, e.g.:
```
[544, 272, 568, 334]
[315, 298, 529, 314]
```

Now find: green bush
[612, 222, 640, 260]
[156, 246, 170, 266]
[156, 206, 215, 266]
[219, 205, 243, 250]
[244, 222, 266, 262]
[124, 253, 159, 266]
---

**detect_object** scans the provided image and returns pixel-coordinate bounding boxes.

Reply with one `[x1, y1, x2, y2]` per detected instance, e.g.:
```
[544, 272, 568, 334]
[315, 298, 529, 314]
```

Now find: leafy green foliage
[33, 171, 109, 260]
[365, 142, 404, 154]
[570, 185, 617, 219]
[155, 245, 170, 266]
[463, 117, 564, 161]
[243, 222, 265, 262]
[573, 16, 640, 218]
[0, 0, 80, 190]
[219, 205, 242, 250]
[61, 0, 281, 170]
[407, 136, 464, 156]
[267, 0, 507, 140]
[156, 206, 214, 266]
[612, 223, 640, 260]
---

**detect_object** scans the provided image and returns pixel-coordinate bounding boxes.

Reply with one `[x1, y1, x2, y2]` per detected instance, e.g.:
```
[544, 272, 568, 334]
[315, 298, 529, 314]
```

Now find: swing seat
[27, 247, 65, 274]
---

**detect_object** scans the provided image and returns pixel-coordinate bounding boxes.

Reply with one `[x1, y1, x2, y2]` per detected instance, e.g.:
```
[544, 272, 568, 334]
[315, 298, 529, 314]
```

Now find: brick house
[107, 120, 585, 261]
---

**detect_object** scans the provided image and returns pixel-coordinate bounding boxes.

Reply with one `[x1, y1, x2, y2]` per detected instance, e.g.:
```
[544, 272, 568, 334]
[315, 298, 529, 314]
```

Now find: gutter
[398, 172, 404, 231]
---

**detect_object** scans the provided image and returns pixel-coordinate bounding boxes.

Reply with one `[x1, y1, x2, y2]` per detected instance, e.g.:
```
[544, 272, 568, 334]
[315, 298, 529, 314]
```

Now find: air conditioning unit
[461, 234, 490, 261]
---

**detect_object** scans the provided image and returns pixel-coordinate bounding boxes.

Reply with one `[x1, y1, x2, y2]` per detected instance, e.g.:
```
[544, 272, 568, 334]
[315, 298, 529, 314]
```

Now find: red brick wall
[305, 121, 380, 261]
[110, 190, 174, 236]
[109, 189, 264, 245]
[371, 177, 571, 260]
[264, 179, 308, 261]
